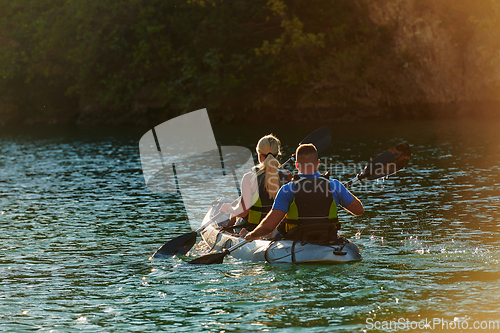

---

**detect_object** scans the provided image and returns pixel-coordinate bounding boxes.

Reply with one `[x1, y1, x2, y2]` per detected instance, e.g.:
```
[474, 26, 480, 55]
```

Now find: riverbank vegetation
[1, 0, 499, 125]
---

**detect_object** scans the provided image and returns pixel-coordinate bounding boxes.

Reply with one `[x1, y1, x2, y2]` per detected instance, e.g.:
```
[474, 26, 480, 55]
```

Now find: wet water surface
[1, 118, 499, 332]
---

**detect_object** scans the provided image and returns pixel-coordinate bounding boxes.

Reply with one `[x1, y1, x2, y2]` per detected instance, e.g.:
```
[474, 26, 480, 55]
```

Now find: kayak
[150, 141, 410, 262]
[197, 198, 362, 264]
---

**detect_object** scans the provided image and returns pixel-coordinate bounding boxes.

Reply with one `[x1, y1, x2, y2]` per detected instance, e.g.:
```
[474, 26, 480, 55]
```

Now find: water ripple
[1, 120, 500, 331]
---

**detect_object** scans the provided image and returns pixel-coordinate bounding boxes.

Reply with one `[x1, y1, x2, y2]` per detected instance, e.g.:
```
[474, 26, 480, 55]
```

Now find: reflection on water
[1, 118, 499, 331]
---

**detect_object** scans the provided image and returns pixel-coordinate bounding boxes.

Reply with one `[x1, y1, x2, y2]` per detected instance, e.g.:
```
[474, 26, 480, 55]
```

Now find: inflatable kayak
[198, 199, 362, 264]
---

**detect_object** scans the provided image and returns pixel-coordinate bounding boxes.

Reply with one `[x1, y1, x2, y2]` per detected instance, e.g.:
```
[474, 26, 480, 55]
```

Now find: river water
[1, 118, 499, 332]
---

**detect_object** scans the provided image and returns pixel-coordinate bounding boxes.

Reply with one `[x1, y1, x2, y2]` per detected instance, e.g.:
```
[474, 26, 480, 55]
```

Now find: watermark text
[365, 317, 500, 331]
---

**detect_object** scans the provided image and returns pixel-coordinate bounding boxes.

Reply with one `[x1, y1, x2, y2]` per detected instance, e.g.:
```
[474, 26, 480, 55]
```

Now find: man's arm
[332, 179, 364, 216]
[243, 209, 286, 241]
[344, 194, 364, 216]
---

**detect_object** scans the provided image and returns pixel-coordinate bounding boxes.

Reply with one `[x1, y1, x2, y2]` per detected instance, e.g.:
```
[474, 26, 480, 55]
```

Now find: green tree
[0, 0, 401, 123]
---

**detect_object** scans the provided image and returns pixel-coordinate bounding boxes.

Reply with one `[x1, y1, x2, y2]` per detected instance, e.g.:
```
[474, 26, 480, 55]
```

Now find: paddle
[151, 126, 333, 258]
[343, 142, 411, 187]
[151, 206, 234, 258]
[188, 142, 412, 265]
[188, 239, 250, 264]
[281, 126, 331, 167]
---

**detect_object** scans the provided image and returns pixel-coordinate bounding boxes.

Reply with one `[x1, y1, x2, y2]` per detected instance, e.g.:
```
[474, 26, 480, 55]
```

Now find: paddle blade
[152, 232, 197, 258]
[359, 143, 411, 180]
[300, 126, 332, 154]
[188, 251, 229, 265]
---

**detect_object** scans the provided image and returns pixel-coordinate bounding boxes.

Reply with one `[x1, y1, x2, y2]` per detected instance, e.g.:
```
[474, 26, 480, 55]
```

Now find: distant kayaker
[220, 134, 292, 232]
[243, 143, 364, 242]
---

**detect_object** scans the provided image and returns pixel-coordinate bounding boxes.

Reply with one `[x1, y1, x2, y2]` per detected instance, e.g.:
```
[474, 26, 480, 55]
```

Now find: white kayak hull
[198, 199, 362, 264]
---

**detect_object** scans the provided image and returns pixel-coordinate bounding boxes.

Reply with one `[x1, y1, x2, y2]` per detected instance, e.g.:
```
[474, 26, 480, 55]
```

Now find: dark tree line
[0, 0, 497, 124]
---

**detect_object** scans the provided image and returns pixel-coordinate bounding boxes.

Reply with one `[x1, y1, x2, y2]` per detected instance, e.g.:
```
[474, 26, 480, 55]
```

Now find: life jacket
[282, 175, 340, 233]
[246, 168, 289, 225]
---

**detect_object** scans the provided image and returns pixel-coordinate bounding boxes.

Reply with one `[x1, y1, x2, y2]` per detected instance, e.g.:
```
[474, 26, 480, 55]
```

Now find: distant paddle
[281, 126, 331, 167]
[151, 126, 333, 258]
[344, 143, 411, 187]
[188, 142, 412, 265]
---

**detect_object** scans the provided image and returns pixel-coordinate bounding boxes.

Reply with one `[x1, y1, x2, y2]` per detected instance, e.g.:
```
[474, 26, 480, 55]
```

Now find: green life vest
[283, 176, 339, 232]
[246, 169, 289, 225]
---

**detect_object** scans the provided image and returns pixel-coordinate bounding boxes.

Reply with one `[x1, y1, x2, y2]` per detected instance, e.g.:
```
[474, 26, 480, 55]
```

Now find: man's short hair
[296, 144, 318, 164]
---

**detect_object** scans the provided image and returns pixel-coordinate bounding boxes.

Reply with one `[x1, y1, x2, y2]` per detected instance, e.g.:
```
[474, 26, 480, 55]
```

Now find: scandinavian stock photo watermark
[139, 109, 405, 227]
[316, 158, 402, 193]
[364, 317, 500, 331]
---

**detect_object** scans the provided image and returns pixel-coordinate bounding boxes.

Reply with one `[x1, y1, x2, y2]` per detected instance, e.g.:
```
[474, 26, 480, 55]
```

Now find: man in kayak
[243, 143, 363, 242]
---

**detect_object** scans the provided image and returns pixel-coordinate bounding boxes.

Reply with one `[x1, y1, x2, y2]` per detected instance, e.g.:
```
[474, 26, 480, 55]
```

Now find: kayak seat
[283, 223, 342, 245]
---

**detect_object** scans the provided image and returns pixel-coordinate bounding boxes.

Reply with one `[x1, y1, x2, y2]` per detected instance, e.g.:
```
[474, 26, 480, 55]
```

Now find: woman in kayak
[220, 134, 292, 232]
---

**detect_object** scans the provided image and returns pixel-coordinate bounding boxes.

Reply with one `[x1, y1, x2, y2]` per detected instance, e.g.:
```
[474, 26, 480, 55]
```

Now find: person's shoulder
[329, 179, 347, 191]
[242, 171, 253, 180]
[241, 169, 258, 186]
[278, 181, 295, 192]
[247, 166, 259, 175]
[275, 181, 295, 204]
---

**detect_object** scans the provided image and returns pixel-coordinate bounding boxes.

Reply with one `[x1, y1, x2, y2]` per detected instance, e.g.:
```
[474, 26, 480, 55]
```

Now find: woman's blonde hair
[255, 134, 282, 199]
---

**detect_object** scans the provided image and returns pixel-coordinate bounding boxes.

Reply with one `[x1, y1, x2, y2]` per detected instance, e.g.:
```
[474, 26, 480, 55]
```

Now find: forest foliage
[0, 0, 498, 124]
